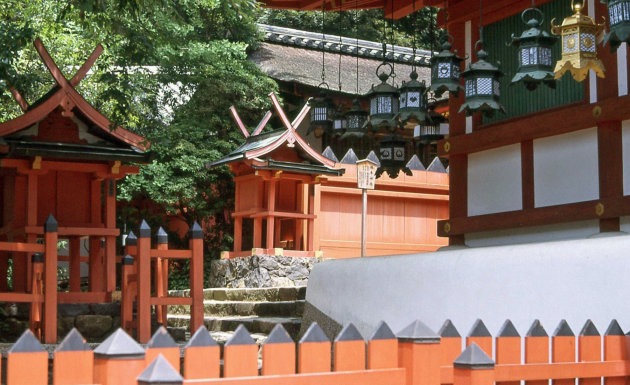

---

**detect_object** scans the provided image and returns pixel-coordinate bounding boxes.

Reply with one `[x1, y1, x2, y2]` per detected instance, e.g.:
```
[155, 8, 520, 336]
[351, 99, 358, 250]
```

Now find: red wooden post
[93, 328, 146, 385]
[578, 320, 601, 385]
[69, 236, 81, 292]
[145, 326, 180, 372]
[184, 326, 220, 379]
[44, 214, 58, 343]
[453, 343, 495, 385]
[121, 254, 135, 334]
[368, 321, 398, 370]
[266, 179, 277, 248]
[53, 328, 93, 385]
[299, 322, 332, 374]
[439, 319, 462, 367]
[262, 324, 296, 375]
[224, 324, 259, 377]
[398, 319, 441, 385]
[0, 250, 8, 292]
[496, 320, 521, 385]
[552, 319, 575, 385]
[466, 319, 492, 357]
[137, 220, 152, 343]
[233, 216, 243, 253]
[89, 236, 104, 292]
[6, 330, 48, 385]
[155, 227, 168, 326]
[29, 253, 44, 340]
[189, 222, 204, 333]
[525, 320, 549, 385]
[125, 230, 138, 257]
[604, 320, 626, 385]
[104, 178, 117, 293]
[138, 354, 183, 385]
[334, 323, 365, 372]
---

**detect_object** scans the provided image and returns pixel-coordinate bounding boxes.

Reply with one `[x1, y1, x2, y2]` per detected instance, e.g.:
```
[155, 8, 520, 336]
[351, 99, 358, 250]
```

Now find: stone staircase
[166, 286, 306, 345]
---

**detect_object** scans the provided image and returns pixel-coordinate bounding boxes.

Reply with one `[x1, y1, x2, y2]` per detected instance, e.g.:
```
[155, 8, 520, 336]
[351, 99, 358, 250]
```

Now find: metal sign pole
[361, 188, 367, 257]
[356, 158, 377, 258]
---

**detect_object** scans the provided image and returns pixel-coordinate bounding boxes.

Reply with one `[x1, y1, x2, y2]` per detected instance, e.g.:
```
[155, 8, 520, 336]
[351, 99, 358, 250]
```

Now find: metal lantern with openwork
[342, 99, 368, 138]
[365, 64, 400, 131]
[308, 90, 335, 138]
[331, 106, 347, 138]
[459, 42, 506, 117]
[416, 106, 447, 144]
[377, 133, 412, 178]
[551, 0, 605, 81]
[601, 0, 630, 52]
[430, 35, 466, 97]
[509, 7, 558, 90]
[396, 71, 429, 129]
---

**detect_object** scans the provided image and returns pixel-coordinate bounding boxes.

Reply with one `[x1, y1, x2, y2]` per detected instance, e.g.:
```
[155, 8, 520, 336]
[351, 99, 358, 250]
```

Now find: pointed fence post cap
[367, 150, 381, 167]
[468, 319, 491, 337]
[299, 322, 329, 343]
[44, 214, 58, 232]
[148, 326, 177, 348]
[126, 231, 137, 246]
[225, 324, 256, 346]
[526, 319, 548, 337]
[427, 157, 447, 173]
[265, 324, 294, 344]
[189, 222, 203, 239]
[397, 320, 440, 343]
[605, 320, 624, 336]
[137, 354, 183, 385]
[56, 328, 90, 351]
[335, 323, 364, 342]
[406, 155, 426, 171]
[553, 320, 574, 337]
[186, 326, 218, 348]
[498, 320, 519, 337]
[580, 320, 600, 336]
[8, 329, 45, 353]
[156, 227, 168, 244]
[32, 253, 44, 263]
[94, 328, 145, 358]
[370, 321, 396, 340]
[454, 342, 495, 369]
[439, 319, 461, 337]
[322, 146, 339, 163]
[340, 148, 359, 164]
[138, 220, 151, 238]
[122, 254, 135, 265]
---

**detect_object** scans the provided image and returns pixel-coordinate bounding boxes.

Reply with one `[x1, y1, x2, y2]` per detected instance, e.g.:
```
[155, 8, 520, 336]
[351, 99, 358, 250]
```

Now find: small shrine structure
[208, 93, 344, 257]
[0, 39, 148, 342]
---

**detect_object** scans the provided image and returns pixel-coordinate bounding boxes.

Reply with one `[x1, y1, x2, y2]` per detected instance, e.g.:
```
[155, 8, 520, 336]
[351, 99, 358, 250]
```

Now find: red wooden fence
[2, 317, 629, 385]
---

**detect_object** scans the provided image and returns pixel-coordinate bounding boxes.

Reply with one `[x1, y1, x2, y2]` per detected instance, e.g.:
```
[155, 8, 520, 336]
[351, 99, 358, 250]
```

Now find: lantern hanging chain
[338, 1, 343, 91]
[355, 0, 360, 94]
[478, 0, 483, 51]
[390, 0, 396, 80]
[321, 3, 326, 85]
[381, 0, 388, 65]
[412, 0, 417, 73]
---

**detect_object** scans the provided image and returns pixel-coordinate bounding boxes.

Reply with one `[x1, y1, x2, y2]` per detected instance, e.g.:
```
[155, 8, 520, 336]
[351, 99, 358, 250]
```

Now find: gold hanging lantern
[551, 0, 606, 81]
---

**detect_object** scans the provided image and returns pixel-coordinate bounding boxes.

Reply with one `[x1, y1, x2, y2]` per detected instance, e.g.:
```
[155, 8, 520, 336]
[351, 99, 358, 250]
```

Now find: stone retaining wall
[209, 254, 321, 288]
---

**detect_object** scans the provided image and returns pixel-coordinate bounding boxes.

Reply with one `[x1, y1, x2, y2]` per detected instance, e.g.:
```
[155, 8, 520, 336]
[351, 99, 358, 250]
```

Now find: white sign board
[356, 159, 378, 190]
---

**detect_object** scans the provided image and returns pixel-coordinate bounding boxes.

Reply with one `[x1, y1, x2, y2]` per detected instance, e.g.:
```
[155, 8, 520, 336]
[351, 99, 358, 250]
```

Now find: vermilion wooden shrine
[0, 39, 148, 342]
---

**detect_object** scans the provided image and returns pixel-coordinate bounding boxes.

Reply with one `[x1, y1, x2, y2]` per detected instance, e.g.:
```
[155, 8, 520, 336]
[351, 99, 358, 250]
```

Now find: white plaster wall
[534, 128, 599, 207]
[468, 144, 522, 216]
[618, 44, 628, 97]
[465, 219, 599, 247]
[622, 120, 630, 196]
[306, 233, 630, 340]
[619, 215, 630, 232]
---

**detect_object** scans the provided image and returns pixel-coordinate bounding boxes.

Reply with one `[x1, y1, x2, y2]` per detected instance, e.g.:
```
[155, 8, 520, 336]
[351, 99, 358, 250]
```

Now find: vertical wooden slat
[155, 227, 168, 326]
[29, 253, 44, 340]
[68, 236, 81, 292]
[53, 328, 93, 385]
[89, 236, 103, 292]
[552, 319, 576, 385]
[439, 319, 463, 367]
[137, 220, 152, 343]
[496, 320, 521, 385]
[104, 179, 116, 293]
[184, 326, 220, 379]
[579, 320, 601, 385]
[333, 323, 365, 372]
[189, 222, 204, 333]
[368, 321, 398, 370]
[604, 320, 626, 385]
[120, 254, 134, 334]
[262, 324, 296, 375]
[525, 320, 549, 385]
[223, 324, 259, 378]
[7, 330, 48, 385]
[44, 214, 58, 344]
[266, 179, 276, 248]
[466, 319, 492, 357]
[299, 322, 332, 374]
[398, 319, 441, 385]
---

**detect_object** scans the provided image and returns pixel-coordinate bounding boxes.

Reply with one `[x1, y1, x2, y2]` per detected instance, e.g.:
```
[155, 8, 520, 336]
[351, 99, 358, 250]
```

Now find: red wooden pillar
[466, 319, 492, 357]
[145, 326, 180, 371]
[137, 220, 152, 343]
[12, 175, 27, 292]
[552, 320, 575, 385]
[7, 330, 48, 385]
[525, 320, 549, 385]
[104, 179, 116, 293]
[333, 323, 365, 372]
[53, 329, 94, 385]
[93, 329, 146, 385]
[307, 184, 316, 252]
[604, 320, 626, 385]
[121, 254, 135, 334]
[233, 216, 243, 253]
[89, 236, 104, 292]
[496, 320, 521, 385]
[155, 227, 168, 326]
[44, 214, 58, 344]
[25, 172, 38, 292]
[189, 222, 204, 333]
[266, 179, 277, 249]
[398, 319, 441, 385]
[224, 324, 259, 377]
[311, 181, 321, 252]
[29, 253, 44, 340]
[253, 178, 263, 248]
[69, 236, 81, 292]
[578, 320, 601, 385]
[298, 322, 331, 374]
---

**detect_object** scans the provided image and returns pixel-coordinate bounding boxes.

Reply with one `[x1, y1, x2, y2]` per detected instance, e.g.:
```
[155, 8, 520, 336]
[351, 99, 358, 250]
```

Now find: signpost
[356, 159, 378, 257]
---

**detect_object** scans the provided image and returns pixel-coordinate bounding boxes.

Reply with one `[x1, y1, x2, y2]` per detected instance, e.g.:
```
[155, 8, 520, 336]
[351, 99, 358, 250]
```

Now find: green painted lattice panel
[482, 0, 585, 124]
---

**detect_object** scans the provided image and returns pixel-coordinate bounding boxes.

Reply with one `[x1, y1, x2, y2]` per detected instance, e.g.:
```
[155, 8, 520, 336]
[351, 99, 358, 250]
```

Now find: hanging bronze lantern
[364, 64, 399, 132]
[332, 107, 347, 137]
[396, 71, 429, 129]
[430, 35, 466, 97]
[459, 40, 506, 117]
[376, 133, 412, 178]
[551, 0, 605, 81]
[510, 7, 558, 90]
[308, 90, 335, 138]
[601, 0, 630, 52]
[415, 105, 448, 144]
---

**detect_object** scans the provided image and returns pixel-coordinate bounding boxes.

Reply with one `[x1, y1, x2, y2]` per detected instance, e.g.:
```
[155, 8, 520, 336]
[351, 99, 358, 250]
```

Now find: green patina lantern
[396, 70, 429, 129]
[415, 106, 448, 144]
[430, 35, 466, 97]
[459, 39, 506, 117]
[308, 90, 335, 138]
[332, 107, 347, 138]
[601, 0, 630, 52]
[376, 133, 412, 178]
[364, 64, 399, 132]
[509, 7, 558, 90]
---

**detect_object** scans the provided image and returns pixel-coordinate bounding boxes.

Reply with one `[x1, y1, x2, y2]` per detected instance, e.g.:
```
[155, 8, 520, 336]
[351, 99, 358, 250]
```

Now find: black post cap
[31, 253, 44, 263]
[498, 320, 519, 337]
[44, 214, 58, 233]
[526, 320, 548, 337]
[122, 255, 135, 265]
[189, 222, 203, 239]
[138, 220, 151, 238]
[126, 231, 137, 246]
[156, 227, 168, 244]
[553, 320, 574, 337]
[439, 319, 461, 338]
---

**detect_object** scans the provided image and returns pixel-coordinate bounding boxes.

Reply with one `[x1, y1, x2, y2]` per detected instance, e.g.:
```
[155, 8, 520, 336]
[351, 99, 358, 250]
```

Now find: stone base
[209, 254, 321, 288]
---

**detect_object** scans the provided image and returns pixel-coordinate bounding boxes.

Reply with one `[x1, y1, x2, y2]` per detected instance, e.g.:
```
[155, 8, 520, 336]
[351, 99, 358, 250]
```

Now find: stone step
[167, 315, 302, 340]
[167, 300, 305, 318]
[169, 286, 307, 302]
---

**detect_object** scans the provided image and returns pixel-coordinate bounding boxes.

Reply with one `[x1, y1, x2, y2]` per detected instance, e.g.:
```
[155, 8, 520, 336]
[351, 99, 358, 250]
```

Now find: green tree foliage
[0, 0, 278, 260]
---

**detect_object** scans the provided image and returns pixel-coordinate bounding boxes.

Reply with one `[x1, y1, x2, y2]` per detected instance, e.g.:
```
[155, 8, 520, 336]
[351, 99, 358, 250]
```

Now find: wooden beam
[70, 44, 103, 87]
[253, 111, 273, 136]
[230, 106, 250, 138]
